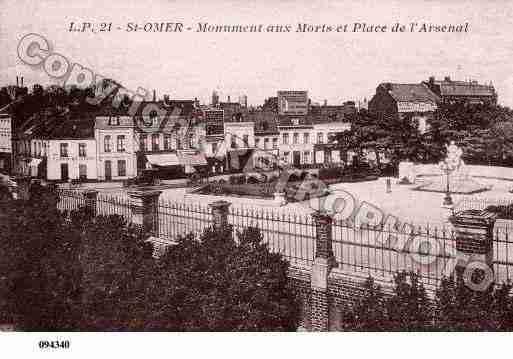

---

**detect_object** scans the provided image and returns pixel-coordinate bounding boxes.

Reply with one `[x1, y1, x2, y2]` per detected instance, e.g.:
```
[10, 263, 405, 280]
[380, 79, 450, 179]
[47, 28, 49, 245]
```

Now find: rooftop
[380, 83, 439, 103]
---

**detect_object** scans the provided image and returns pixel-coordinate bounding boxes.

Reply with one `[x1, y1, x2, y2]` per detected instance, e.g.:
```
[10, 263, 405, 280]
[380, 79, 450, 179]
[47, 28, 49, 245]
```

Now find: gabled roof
[380, 83, 439, 103]
[20, 110, 95, 140]
[439, 82, 495, 97]
[95, 100, 196, 117]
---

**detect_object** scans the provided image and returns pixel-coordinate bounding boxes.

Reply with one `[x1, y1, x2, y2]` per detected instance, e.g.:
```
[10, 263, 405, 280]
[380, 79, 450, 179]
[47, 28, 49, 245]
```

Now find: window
[60, 143, 68, 157]
[243, 134, 249, 147]
[303, 151, 310, 164]
[164, 134, 171, 150]
[118, 160, 126, 177]
[283, 133, 289, 145]
[255, 138, 260, 148]
[151, 134, 159, 151]
[293, 133, 299, 144]
[108, 116, 120, 126]
[140, 135, 147, 151]
[231, 135, 237, 149]
[79, 164, 87, 180]
[79, 143, 87, 157]
[325, 150, 332, 163]
[272, 138, 278, 149]
[317, 132, 324, 144]
[264, 138, 269, 150]
[212, 142, 218, 154]
[327, 132, 336, 143]
[104, 135, 111, 152]
[117, 135, 126, 152]
[304, 133, 309, 144]
[283, 151, 290, 163]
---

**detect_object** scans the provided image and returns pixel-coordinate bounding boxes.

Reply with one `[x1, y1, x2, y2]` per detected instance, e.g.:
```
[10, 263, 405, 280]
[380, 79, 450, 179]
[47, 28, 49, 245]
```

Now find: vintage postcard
[1, 0, 512, 356]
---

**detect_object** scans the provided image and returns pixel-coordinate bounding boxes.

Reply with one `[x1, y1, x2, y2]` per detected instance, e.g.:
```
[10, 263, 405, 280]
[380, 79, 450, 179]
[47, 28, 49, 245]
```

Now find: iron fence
[228, 206, 316, 266]
[54, 189, 513, 287]
[332, 220, 457, 287]
[56, 188, 85, 214]
[157, 200, 213, 241]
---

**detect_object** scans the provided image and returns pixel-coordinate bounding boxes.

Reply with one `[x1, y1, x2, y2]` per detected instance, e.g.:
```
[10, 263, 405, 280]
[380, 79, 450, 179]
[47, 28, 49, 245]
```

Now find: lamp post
[439, 141, 463, 207]
[440, 161, 453, 206]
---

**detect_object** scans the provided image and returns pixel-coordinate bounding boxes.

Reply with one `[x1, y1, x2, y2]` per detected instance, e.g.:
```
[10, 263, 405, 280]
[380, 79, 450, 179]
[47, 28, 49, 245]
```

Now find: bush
[338, 271, 513, 331]
[318, 167, 343, 180]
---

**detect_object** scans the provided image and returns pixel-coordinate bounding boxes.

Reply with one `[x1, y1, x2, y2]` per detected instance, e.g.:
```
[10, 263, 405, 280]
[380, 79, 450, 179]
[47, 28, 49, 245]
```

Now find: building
[94, 111, 137, 181]
[277, 113, 350, 167]
[211, 90, 219, 107]
[223, 121, 255, 172]
[239, 94, 248, 108]
[13, 110, 99, 181]
[277, 91, 309, 115]
[0, 105, 12, 173]
[252, 111, 280, 171]
[132, 100, 207, 177]
[368, 82, 439, 133]
[423, 76, 497, 105]
[262, 96, 278, 112]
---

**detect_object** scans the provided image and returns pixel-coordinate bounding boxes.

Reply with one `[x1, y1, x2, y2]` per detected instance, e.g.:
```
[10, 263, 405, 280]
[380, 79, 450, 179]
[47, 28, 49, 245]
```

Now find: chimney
[228, 95, 231, 103]
[16, 76, 18, 87]
[444, 76, 451, 82]
[153, 89, 156, 102]
[324, 99, 327, 106]
[429, 76, 435, 84]
[21, 76, 24, 87]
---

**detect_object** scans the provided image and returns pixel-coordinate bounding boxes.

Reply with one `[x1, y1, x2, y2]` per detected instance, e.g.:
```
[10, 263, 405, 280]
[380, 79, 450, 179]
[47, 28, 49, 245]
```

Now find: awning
[145, 153, 180, 167]
[178, 151, 207, 166]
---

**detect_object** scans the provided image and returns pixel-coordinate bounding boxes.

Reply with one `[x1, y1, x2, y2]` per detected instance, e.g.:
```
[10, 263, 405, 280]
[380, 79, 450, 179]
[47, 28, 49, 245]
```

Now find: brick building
[423, 76, 497, 105]
[368, 82, 439, 133]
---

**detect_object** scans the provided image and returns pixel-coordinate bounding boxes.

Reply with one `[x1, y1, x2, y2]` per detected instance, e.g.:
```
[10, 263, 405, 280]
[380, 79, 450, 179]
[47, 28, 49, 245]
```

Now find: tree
[0, 192, 80, 330]
[0, 189, 299, 331]
[153, 225, 300, 331]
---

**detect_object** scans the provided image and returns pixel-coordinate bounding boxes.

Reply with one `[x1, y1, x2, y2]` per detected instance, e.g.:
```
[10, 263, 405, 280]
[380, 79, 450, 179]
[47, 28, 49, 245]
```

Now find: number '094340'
[38, 340, 70, 349]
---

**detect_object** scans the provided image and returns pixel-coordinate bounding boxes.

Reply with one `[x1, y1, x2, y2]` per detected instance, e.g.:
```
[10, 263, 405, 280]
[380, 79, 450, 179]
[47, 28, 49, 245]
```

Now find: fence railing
[53, 189, 513, 287]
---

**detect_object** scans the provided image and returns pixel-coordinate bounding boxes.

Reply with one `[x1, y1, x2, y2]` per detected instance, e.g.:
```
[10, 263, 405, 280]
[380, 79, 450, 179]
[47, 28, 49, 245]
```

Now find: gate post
[82, 189, 98, 217]
[449, 209, 497, 290]
[310, 211, 336, 331]
[209, 200, 231, 230]
[128, 189, 162, 237]
[13, 176, 31, 200]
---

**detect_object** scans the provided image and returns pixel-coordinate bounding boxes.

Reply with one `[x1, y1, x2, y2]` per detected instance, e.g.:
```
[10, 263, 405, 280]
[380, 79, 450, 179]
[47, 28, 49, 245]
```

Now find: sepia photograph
[1, 0, 513, 356]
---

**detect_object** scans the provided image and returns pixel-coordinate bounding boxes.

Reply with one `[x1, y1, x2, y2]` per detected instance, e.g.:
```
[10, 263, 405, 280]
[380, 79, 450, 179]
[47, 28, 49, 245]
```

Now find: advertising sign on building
[277, 91, 308, 115]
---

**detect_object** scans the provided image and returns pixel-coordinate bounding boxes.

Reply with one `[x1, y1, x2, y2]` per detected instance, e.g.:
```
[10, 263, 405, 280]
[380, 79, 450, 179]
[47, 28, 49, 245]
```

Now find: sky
[1, 0, 513, 107]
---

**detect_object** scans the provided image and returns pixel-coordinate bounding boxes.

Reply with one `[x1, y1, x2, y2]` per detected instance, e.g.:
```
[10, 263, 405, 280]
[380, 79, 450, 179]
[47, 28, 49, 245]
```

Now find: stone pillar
[13, 176, 31, 200]
[209, 200, 231, 230]
[449, 209, 497, 289]
[128, 190, 162, 237]
[82, 189, 98, 217]
[310, 211, 336, 331]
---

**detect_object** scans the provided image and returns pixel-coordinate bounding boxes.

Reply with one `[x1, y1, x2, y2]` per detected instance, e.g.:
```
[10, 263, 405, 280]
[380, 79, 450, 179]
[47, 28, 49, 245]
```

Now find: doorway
[105, 160, 112, 180]
[60, 163, 69, 181]
[293, 151, 301, 167]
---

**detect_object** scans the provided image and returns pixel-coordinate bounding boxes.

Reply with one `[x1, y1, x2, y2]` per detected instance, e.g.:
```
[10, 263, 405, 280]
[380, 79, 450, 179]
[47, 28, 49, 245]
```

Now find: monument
[415, 141, 490, 197]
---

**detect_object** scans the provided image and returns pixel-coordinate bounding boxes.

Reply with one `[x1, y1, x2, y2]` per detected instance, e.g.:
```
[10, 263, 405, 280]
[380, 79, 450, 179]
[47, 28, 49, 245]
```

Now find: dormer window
[108, 116, 120, 126]
[149, 110, 158, 127]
